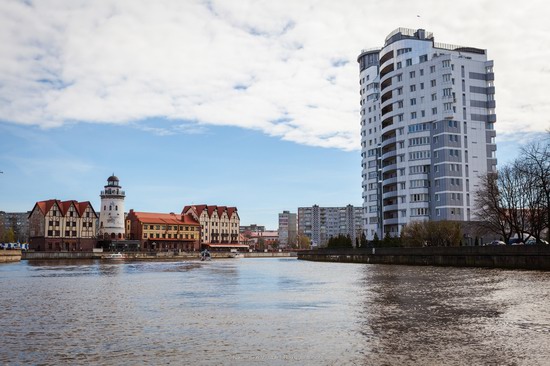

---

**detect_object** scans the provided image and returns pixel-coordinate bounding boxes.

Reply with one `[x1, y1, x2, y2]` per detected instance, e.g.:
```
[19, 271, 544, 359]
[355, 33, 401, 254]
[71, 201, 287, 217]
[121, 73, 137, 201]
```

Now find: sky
[1, 0, 549, 229]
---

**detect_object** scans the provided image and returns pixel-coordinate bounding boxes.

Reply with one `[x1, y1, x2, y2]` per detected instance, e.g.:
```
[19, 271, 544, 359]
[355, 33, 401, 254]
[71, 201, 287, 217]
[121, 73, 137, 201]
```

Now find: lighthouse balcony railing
[100, 190, 126, 196]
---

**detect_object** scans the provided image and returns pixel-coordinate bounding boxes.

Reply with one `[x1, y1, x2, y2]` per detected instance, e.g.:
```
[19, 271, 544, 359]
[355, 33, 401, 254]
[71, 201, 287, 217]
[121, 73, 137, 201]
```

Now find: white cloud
[0, 0, 549, 151]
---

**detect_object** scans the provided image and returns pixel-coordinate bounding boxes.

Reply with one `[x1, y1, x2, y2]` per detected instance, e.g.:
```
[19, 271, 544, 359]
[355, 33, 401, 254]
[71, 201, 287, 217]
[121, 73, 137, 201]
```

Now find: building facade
[99, 175, 126, 240]
[358, 28, 497, 239]
[125, 210, 200, 251]
[0, 211, 30, 243]
[182, 205, 240, 244]
[298, 205, 363, 247]
[28, 199, 98, 251]
[278, 211, 297, 248]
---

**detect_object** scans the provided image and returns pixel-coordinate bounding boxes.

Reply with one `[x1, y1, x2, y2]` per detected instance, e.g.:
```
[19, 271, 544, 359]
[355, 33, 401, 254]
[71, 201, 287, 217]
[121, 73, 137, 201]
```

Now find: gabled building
[182, 205, 240, 244]
[125, 210, 200, 252]
[28, 199, 98, 251]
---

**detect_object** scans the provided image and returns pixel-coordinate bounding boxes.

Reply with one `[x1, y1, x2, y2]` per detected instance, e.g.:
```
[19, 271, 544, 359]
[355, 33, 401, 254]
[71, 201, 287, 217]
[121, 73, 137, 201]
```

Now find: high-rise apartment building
[358, 28, 497, 239]
[278, 211, 297, 248]
[298, 205, 363, 247]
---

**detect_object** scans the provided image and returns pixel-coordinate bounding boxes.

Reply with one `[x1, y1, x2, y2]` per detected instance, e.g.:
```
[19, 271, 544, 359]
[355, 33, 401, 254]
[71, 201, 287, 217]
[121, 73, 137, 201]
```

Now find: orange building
[28, 199, 98, 251]
[126, 210, 201, 252]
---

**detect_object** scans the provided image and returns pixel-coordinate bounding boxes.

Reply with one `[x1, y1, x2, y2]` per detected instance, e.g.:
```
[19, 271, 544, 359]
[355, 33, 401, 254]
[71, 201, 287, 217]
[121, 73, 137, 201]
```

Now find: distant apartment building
[183, 205, 240, 244]
[239, 224, 265, 233]
[278, 211, 297, 248]
[28, 199, 98, 251]
[0, 211, 30, 242]
[298, 205, 363, 247]
[358, 28, 497, 239]
[126, 210, 201, 251]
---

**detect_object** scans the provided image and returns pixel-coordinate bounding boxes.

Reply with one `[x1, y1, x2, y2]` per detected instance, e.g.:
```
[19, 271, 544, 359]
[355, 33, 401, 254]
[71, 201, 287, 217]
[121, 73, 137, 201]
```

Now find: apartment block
[358, 28, 497, 239]
[298, 205, 363, 247]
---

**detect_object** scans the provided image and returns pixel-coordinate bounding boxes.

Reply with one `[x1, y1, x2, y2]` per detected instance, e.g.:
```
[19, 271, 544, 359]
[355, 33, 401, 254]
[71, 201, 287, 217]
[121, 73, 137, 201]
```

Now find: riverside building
[358, 28, 497, 239]
[28, 199, 98, 251]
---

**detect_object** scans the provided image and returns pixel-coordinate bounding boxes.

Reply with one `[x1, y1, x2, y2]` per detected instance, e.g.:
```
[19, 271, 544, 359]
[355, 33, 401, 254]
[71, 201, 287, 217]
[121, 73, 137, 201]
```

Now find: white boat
[104, 252, 125, 260]
[228, 249, 244, 258]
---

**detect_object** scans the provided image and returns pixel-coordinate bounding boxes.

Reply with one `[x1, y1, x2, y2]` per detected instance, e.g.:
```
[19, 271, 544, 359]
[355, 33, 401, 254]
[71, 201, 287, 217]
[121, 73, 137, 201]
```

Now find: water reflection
[0, 259, 549, 365]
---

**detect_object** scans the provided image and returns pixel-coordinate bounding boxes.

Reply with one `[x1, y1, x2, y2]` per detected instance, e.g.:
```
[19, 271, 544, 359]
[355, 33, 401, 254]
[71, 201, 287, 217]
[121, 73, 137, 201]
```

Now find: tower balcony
[100, 190, 126, 197]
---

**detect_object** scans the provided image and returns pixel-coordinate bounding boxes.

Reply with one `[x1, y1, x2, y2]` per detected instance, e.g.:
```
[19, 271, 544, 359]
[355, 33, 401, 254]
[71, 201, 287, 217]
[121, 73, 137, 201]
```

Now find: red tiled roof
[130, 211, 200, 226]
[182, 205, 238, 219]
[31, 199, 97, 218]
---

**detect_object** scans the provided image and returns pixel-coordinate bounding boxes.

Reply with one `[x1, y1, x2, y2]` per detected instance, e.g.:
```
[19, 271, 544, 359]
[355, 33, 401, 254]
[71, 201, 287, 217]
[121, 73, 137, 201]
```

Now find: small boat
[199, 250, 211, 261]
[104, 252, 125, 260]
[228, 251, 244, 258]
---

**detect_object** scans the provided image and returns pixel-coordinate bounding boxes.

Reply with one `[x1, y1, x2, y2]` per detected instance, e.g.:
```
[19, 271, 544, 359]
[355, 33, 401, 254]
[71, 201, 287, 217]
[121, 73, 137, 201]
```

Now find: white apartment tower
[99, 174, 126, 240]
[358, 28, 497, 239]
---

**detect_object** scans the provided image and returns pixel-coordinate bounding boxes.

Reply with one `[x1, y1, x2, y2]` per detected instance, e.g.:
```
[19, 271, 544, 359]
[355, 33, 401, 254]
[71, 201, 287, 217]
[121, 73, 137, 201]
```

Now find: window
[410, 98, 416, 105]
[396, 61, 402, 69]
[431, 93, 437, 101]
[397, 87, 403, 95]
[409, 71, 415, 78]
[443, 74, 451, 82]
[431, 79, 437, 87]
[410, 112, 417, 119]
[421, 110, 425, 117]
[419, 54, 428, 63]
[442, 59, 451, 68]
[406, 58, 412, 66]
[432, 107, 437, 115]
[430, 65, 436, 73]
[420, 82, 424, 90]
[397, 74, 403, 82]
[410, 85, 416, 92]
[397, 101, 404, 108]
[398, 114, 404, 122]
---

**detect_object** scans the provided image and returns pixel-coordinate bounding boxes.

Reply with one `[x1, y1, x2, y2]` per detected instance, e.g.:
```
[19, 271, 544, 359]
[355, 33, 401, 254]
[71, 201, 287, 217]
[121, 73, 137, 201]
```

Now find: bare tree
[474, 139, 550, 243]
[518, 141, 550, 242]
[474, 172, 513, 243]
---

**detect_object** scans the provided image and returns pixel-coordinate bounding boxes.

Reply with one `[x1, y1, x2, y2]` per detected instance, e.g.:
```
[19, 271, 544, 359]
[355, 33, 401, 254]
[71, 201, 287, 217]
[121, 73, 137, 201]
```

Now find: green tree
[371, 232, 380, 247]
[360, 232, 367, 248]
[401, 220, 462, 247]
[3, 227, 15, 243]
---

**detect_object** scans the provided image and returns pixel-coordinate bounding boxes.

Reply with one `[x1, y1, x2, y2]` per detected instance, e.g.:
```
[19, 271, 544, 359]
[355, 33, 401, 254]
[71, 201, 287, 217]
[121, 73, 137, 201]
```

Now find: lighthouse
[99, 174, 126, 240]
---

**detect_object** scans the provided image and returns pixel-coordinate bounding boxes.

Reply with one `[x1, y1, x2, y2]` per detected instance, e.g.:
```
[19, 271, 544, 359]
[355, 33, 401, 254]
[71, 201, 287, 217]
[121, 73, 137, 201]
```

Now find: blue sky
[0, 120, 361, 229]
[1, 0, 549, 229]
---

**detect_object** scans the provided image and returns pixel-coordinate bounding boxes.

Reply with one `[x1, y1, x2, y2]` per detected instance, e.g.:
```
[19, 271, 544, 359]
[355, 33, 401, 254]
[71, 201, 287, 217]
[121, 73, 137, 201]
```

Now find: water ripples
[1, 259, 550, 365]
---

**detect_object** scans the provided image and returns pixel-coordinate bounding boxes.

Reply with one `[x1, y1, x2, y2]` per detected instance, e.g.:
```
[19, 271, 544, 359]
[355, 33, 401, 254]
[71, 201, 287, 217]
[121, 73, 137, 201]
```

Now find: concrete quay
[0, 249, 22, 263]
[22, 251, 297, 261]
[298, 246, 550, 270]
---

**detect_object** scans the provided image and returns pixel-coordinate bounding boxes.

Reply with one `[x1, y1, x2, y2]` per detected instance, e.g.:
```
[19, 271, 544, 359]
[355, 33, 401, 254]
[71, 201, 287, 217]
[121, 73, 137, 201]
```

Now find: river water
[1, 258, 549, 365]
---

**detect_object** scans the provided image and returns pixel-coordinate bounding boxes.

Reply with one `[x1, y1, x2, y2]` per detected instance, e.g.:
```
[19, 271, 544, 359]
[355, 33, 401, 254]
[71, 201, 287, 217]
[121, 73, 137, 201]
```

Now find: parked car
[525, 238, 549, 245]
[508, 238, 524, 246]
[489, 240, 506, 246]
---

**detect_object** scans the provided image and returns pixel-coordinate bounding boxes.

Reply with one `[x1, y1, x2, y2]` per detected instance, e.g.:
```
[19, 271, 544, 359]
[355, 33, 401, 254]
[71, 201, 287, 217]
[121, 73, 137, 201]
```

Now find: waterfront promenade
[22, 250, 296, 261]
[298, 245, 550, 270]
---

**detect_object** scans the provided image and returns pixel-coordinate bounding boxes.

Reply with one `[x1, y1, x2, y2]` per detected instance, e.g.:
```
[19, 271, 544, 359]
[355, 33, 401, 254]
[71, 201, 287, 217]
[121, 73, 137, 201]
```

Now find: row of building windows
[143, 224, 196, 231]
[144, 233, 196, 239]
